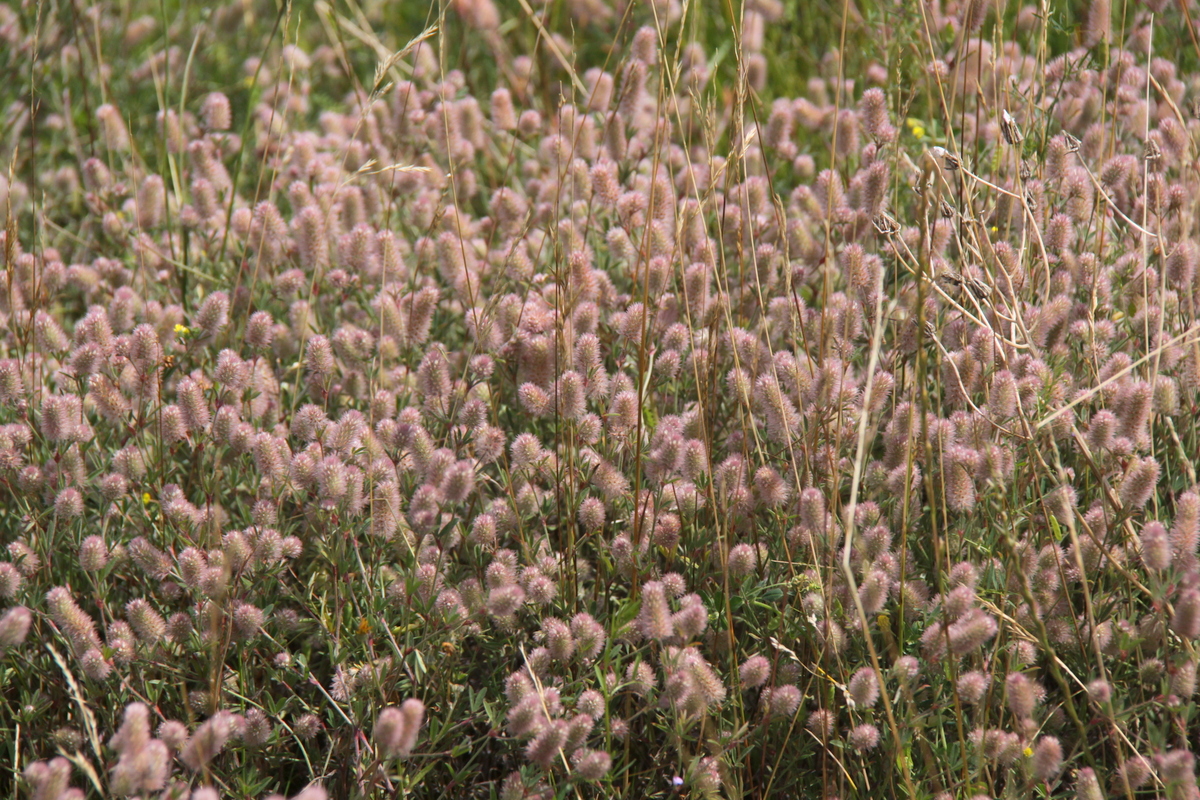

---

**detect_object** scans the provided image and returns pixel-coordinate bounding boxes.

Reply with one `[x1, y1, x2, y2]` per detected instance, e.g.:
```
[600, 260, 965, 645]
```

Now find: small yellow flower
[906, 118, 926, 139]
[1023, 746, 1034, 758]
[174, 324, 190, 336]
[142, 492, 152, 505]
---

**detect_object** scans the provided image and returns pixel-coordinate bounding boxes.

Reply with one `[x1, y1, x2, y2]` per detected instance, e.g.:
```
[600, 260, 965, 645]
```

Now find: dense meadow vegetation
[3, 0, 1200, 797]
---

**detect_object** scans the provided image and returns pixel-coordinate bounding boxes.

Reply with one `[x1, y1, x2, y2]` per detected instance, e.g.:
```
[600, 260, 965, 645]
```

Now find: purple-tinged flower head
[1171, 659, 1197, 698]
[575, 496, 606, 533]
[764, 98, 794, 152]
[239, 310, 274, 352]
[860, 523, 892, 560]
[108, 288, 140, 334]
[814, 168, 849, 220]
[54, 487, 84, 518]
[22, 757, 75, 800]
[193, 291, 229, 338]
[834, 109, 860, 160]
[739, 655, 772, 689]
[592, 460, 633, 503]
[848, 723, 880, 751]
[554, 370, 586, 420]
[727, 543, 758, 578]
[752, 465, 790, 508]
[81, 647, 112, 679]
[859, 569, 890, 614]
[1042, 134, 1073, 182]
[806, 708, 834, 740]
[78, 536, 108, 573]
[1119, 456, 1159, 511]
[40, 394, 83, 442]
[293, 713, 323, 741]
[1085, 679, 1111, 705]
[248, 201, 285, 263]
[0, 606, 31, 649]
[541, 617, 574, 661]
[1155, 750, 1196, 789]
[972, 728, 1024, 767]
[254, 433, 287, 482]
[1173, 492, 1200, 557]
[1031, 294, 1071, 349]
[1153, 376, 1179, 417]
[34, 310, 69, 353]
[487, 583, 526, 620]
[571, 748, 611, 780]
[1083, 0, 1110, 46]
[294, 206, 329, 274]
[201, 91, 231, 131]
[957, 671, 988, 704]
[1116, 379, 1152, 446]
[626, 660, 656, 697]
[638, 580, 674, 640]
[1166, 241, 1195, 291]
[1086, 409, 1116, 452]
[463, 512, 498, 552]
[241, 707, 271, 748]
[948, 608, 997, 655]
[0, 359, 23, 403]
[848, 667, 880, 708]
[109, 701, 152, 757]
[488, 87, 516, 132]
[86, 374, 126, 423]
[46, 586, 101, 655]
[764, 684, 802, 718]
[892, 652, 916, 686]
[232, 602, 264, 641]
[1099, 154, 1134, 198]
[304, 335, 335, 380]
[136, 174, 165, 229]
[517, 109, 542, 138]
[1031, 736, 1064, 782]
[504, 669, 534, 706]
[1004, 672, 1042, 719]
[157, 404, 187, 444]
[943, 445, 978, 513]
[1171, 589, 1200, 639]
[798, 487, 827, 533]
[616, 60, 647, 123]
[127, 538, 171, 581]
[188, 139, 232, 193]
[568, 613, 605, 662]
[189, 177, 220, 224]
[96, 103, 130, 151]
[1045, 213, 1074, 253]
[673, 595, 709, 640]
[1045, 484, 1076, 526]
[630, 25, 658, 65]
[1113, 756, 1153, 793]
[113, 445, 147, 480]
[175, 377, 210, 433]
[181, 712, 236, 770]
[441, 460, 476, 503]
[525, 719, 568, 767]
[1140, 521, 1172, 571]
[452, 0, 499, 30]
[858, 87, 896, 143]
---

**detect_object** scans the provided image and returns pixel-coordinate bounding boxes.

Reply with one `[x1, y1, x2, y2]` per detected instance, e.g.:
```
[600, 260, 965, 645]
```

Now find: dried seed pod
[873, 212, 900, 235]
[1000, 110, 1024, 146]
